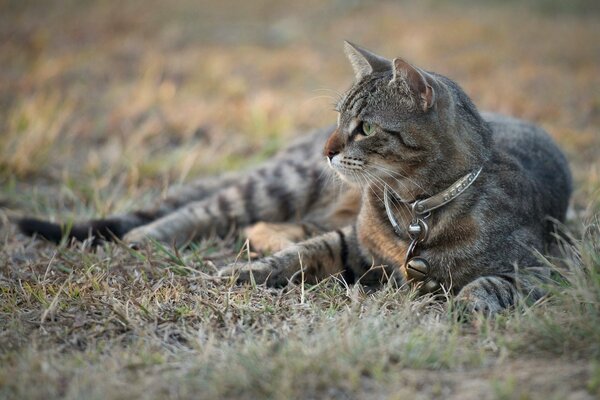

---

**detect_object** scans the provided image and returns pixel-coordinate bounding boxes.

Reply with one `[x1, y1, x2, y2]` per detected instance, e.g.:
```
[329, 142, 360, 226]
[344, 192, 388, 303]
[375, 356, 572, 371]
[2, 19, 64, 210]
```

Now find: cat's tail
[16, 213, 153, 245]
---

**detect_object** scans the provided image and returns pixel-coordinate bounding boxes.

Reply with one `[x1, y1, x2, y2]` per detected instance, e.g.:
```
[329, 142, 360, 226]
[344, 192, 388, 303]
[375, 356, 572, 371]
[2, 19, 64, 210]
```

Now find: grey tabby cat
[18, 42, 572, 314]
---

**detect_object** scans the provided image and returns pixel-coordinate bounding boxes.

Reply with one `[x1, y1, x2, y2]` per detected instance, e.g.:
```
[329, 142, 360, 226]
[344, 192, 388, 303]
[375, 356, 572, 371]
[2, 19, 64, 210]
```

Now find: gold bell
[406, 257, 429, 281]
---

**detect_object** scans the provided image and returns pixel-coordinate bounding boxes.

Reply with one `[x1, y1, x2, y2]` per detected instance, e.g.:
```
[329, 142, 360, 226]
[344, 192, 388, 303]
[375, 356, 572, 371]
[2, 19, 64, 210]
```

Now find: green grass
[1, 0, 599, 398]
[1, 231, 598, 398]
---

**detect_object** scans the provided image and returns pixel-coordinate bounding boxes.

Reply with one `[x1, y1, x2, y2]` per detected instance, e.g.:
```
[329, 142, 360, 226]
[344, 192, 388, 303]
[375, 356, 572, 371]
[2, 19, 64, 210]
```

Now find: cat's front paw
[217, 260, 274, 285]
[455, 277, 509, 316]
[244, 222, 300, 253]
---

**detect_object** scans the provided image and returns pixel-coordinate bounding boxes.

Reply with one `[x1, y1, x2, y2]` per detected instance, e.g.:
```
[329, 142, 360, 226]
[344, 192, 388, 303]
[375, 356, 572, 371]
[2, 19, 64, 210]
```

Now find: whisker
[369, 162, 430, 198]
[378, 163, 430, 196]
[354, 171, 391, 216]
[312, 88, 343, 107]
[368, 166, 415, 202]
[356, 168, 403, 217]
[304, 95, 340, 105]
[362, 169, 409, 217]
[355, 171, 379, 199]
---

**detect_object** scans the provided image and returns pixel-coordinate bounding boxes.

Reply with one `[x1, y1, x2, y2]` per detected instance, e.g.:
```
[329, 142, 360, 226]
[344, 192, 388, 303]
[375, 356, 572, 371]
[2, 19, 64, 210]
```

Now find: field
[1, 0, 599, 398]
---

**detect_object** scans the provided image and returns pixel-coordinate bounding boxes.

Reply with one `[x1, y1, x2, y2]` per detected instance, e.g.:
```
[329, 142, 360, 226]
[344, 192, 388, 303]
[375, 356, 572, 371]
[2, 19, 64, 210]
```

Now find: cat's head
[325, 41, 491, 201]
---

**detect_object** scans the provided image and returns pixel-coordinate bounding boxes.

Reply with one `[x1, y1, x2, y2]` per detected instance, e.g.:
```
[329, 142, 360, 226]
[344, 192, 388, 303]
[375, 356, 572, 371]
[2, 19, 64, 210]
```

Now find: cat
[17, 42, 572, 314]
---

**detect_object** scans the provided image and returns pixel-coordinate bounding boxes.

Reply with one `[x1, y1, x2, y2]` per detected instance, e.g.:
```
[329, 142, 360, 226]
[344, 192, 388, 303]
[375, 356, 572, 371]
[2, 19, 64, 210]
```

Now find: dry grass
[1, 1, 599, 399]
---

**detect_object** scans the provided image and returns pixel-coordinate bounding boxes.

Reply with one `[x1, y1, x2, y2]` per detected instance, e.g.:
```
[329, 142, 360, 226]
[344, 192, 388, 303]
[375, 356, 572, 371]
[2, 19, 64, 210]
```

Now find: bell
[406, 257, 429, 281]
[407, 223, 422, 237]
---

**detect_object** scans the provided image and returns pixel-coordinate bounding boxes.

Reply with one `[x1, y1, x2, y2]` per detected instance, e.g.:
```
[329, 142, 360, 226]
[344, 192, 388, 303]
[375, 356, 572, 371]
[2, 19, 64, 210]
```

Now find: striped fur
[17, 43, 572, 314]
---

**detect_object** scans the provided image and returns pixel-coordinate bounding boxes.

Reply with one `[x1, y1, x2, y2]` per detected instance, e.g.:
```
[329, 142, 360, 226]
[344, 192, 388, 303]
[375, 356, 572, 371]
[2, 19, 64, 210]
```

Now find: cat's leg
[140, 127, 333, 217]
[218, 225, 372, 287]
[244, 219, 346, 253]
[131, 128, 336, 240]
[123, 158, 332, 246]
[16, 172, 244, 244]
[455, 265, 549, 315]
[148, 172, 243, 216]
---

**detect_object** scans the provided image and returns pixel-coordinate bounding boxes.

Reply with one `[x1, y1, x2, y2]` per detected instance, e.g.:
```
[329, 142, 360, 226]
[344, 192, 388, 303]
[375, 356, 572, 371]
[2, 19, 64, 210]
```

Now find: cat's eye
[362, 121, 375, 136]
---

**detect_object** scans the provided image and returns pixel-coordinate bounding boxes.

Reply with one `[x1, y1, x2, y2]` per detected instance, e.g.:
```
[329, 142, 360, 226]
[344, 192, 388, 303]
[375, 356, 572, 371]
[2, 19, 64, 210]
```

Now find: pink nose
[324, 129, 343, 159]
[326, 149, 339, 160]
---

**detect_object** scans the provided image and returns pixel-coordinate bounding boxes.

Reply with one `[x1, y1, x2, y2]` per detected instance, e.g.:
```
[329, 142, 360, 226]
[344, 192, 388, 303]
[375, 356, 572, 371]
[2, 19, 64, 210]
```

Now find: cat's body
[18, 43, 572, 314]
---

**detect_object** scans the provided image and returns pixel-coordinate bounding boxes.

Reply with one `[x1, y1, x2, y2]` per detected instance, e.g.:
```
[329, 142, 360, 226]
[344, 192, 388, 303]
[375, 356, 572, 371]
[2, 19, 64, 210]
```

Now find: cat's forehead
[337, 73, 416, 122]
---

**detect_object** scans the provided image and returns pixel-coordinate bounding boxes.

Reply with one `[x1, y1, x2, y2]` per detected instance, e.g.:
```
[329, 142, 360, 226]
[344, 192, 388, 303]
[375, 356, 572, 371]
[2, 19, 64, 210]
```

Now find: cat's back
[481, 111, 572, 222]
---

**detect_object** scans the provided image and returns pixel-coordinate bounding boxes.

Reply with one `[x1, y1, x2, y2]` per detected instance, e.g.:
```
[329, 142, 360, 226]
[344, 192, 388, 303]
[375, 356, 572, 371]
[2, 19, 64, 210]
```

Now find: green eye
[362, 121, 375, 136]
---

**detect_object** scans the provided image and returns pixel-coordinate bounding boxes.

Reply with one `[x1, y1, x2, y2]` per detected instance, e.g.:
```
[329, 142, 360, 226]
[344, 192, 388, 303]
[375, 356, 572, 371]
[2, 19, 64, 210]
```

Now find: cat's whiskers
[368, 163, 430, 200]
[312, 88, 343, 109]
[305, 95, 339, 103]
[353, 171, 391, 216]
[334, 159, 398, 210]
[319, 159, 337, 186]
[368, 166, 417, 203]
[355, 170, 382, 202]
[333, 158, 411, 217]
[313, 88, 343, 99]
[354, 168, 404, 217]
[369, 162, 428, 196]
[334, 160, 405, 217]
[368, 161, 426, 191]
[362, 169, 410, 216]
[320, 159, 350, 201]
[332, 170, 350, 200]
[364, 167, 412, 203]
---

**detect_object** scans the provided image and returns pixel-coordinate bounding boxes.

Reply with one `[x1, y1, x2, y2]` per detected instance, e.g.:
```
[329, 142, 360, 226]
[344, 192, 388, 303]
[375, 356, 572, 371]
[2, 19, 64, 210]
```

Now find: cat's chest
[356, 206, 408, 269]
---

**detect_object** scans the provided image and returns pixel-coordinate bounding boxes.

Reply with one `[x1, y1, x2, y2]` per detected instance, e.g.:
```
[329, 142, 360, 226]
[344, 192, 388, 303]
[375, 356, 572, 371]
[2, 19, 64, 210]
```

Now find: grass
[1, 0, 599, 398]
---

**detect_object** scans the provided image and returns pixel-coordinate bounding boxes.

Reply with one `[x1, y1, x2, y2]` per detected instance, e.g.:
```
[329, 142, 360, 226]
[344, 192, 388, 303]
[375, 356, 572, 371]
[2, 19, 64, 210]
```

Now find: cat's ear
[391, 58, 435, 111]
[344, 41, 390, 82]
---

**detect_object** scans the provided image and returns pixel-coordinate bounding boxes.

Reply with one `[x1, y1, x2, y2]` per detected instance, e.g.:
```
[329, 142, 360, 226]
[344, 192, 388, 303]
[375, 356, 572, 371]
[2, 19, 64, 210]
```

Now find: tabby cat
[18, 42, 572, 314]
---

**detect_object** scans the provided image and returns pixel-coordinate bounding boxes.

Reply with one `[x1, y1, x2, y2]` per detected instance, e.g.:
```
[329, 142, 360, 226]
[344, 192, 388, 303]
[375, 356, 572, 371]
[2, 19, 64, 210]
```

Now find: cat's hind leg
[15, 171, 245, 245]
[18, 128, 334, 245]
[123, 158, 331, 246]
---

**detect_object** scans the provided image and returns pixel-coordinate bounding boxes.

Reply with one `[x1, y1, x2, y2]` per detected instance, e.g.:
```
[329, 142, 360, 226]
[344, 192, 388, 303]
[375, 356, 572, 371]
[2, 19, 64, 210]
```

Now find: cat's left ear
[344, 41, 391, 82]
[390, 58, 435, 111]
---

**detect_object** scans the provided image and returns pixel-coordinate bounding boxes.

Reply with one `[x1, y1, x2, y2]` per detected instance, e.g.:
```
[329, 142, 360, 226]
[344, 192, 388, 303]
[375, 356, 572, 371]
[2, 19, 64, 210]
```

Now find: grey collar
[383, 167, 483, 238]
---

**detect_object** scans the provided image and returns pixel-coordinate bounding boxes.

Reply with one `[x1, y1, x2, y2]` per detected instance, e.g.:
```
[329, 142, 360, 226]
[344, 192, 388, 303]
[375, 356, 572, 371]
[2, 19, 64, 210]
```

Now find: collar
[383, 167, 483, 238]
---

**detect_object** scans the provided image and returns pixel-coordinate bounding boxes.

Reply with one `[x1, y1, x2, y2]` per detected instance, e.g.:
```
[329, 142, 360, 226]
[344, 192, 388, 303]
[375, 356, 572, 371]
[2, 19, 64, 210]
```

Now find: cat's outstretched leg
[15, 171, 244, 245]
[16, 128, 331, 243]
[218, 225, 372, 287]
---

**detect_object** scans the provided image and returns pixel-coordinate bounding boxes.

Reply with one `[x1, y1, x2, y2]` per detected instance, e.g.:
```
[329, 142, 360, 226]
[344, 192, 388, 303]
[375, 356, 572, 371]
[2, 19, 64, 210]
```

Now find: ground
[1, 1, 599, 399]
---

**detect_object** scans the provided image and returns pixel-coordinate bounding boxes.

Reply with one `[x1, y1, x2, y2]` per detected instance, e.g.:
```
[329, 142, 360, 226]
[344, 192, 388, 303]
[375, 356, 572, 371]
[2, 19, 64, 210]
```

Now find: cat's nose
[326, 149, 339, 160]
[324, 129, 344, 160]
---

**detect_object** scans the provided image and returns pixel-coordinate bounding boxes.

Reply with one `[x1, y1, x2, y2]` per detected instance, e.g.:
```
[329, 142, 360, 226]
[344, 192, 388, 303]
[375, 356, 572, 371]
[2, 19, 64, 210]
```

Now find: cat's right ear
[344, 41, 390, 82]
[391, 58, 435, 111]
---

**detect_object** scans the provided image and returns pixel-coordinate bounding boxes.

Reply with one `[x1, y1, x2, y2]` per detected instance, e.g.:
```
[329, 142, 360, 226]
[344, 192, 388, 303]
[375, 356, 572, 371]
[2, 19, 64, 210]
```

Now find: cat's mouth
[328, 154, 367, 184]
[329, 155, 416, 198]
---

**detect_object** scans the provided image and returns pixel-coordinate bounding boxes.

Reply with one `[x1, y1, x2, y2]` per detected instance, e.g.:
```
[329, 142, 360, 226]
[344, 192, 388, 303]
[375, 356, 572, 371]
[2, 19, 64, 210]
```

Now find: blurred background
[1, 0, 599, 218]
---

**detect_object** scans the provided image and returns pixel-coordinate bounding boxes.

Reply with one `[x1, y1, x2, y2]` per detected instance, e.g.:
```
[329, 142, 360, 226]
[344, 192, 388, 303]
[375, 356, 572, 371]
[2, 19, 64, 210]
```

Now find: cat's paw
[455, 278, 507, 316]
[122, 227, 153, 248]
[123, 226, 189, 248]
[244, 222, 301, 253]
[217, 260, 273, 284]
